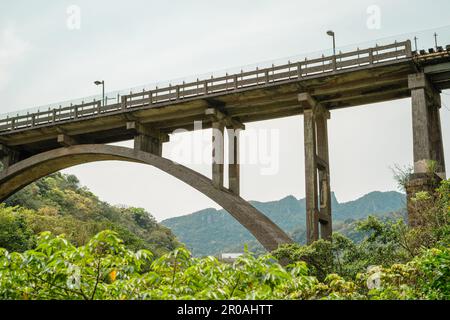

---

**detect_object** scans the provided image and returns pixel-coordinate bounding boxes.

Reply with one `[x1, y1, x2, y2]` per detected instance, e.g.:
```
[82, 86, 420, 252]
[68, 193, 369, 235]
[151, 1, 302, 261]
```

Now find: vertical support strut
[227, 126, 241, 195]
[212, 120, 225, 189]
[206, 108, 244, 193]
[299, 93, 333, 244]
[316, 110, 332, 240]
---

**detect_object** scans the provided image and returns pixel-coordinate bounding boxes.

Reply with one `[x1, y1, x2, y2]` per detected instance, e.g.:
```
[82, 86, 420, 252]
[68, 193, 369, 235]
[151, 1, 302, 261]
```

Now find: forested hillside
[162, 192, 406, 256]
[0, 173, 179, 256]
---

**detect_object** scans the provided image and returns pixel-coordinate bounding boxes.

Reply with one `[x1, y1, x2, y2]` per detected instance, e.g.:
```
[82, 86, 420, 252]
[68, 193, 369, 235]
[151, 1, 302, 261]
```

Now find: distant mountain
[162, 191, 406, 256]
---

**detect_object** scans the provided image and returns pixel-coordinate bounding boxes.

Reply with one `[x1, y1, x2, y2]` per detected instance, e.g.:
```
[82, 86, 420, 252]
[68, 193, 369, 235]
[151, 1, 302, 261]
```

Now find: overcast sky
[1, 0, 449, 221]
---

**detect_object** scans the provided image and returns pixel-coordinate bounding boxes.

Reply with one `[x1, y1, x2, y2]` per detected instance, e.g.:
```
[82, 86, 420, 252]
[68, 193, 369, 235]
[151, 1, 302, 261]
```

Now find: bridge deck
[0, 40, 449, 158]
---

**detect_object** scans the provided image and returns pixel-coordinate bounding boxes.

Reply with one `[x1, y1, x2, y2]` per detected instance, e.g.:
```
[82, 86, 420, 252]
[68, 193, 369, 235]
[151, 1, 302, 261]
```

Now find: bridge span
[1, 39, 449, 247]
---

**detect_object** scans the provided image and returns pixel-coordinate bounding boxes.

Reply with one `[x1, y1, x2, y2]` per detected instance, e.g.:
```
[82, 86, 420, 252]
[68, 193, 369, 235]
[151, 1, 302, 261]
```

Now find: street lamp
[94, 80, 105, 106]
[326, 30, 336, 56]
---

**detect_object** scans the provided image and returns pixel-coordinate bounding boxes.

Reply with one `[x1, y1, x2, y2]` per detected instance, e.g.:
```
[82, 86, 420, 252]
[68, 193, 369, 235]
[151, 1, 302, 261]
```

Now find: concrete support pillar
[408, 73, 446, 178]
[126, 121, 168, 157]
[0, 144, 20, 172]
[316, 111, 332, 240]
[299, 93, 333, 244]
[212, 121, 225, 189]
[205, 108, 244, 192]
[227, 126, 241, 195]
[303, 107, 319, 244]
[406, 73, 446, 227]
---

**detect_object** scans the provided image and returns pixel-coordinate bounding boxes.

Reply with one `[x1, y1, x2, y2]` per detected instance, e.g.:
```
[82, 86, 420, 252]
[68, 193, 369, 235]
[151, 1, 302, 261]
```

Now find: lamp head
[94, 80, 103, 86]
[326, 30, 335, 37]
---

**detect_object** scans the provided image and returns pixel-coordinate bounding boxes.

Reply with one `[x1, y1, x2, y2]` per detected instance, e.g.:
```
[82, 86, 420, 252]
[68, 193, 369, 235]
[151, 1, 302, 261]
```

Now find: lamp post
[327, 30, 336, 56]
[94, 80, 105, 106]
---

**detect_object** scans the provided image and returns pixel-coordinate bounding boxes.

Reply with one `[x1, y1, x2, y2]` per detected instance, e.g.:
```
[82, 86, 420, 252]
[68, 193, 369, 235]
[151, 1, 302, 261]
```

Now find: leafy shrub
[0, 230, 447, 300]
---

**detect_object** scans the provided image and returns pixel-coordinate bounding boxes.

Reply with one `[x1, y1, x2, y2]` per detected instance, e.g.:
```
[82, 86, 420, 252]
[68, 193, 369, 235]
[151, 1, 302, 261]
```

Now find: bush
[1, 230, 447, 300]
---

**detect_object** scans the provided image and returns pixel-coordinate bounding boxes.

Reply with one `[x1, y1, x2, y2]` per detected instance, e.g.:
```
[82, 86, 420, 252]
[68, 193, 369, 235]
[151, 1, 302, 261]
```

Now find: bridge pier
[408, 73, 446, 177]
[299, 93, 332, 244]
[406, 73, 446, 226]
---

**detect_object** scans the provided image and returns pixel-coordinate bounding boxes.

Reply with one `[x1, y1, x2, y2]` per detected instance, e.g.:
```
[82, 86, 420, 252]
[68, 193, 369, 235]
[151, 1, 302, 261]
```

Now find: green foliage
[391, 164, 413, 192]
[0, 230, 447, 300]
[1, 173, 179, 255]
[274, 179, 450, 284]
[409, 178, 450, 248]
[0, 206, 36, 252]
[360, 248, 450, 300]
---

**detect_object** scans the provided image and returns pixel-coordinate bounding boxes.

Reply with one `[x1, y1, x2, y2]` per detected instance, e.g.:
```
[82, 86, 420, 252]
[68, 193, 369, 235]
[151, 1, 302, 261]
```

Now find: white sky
[1, 0, 449, 221]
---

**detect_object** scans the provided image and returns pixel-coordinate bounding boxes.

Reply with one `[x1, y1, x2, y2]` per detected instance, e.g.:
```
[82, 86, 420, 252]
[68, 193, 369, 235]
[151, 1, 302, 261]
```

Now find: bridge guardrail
[0, 40, 411, 133]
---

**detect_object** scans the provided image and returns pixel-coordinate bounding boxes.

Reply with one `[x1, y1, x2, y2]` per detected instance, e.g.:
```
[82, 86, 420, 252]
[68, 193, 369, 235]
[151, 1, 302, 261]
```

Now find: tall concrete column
[227, 126, 241, 195]
[303, 107, 319, 244]
[408, 73, 446, 178]
[212, 120, 225, 189]
[406, 73, 446, 226]
[299, 93, 333, 244]
[316, 110, 332, 240]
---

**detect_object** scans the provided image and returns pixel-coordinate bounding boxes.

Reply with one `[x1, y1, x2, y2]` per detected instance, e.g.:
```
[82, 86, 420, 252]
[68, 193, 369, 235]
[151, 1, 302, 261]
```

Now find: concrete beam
[205, 108, 245, 130]
[126, 121, 169, 143]
[298, 93, 330, 118]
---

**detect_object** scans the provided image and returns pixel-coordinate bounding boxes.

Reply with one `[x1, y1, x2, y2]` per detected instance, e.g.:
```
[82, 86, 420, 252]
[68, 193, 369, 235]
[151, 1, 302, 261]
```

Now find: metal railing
[0, 40, 412, 133]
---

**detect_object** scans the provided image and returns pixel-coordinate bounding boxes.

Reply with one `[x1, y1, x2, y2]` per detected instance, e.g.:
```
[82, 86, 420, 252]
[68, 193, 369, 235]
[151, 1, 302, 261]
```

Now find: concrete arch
[0, 145, 292, 251]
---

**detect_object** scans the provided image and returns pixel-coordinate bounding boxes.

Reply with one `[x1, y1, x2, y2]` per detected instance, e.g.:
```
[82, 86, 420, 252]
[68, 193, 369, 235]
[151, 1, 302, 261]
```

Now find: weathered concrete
[406, 73, 446, 227]
[405, 173, 443, 227]
[0, 144, 20, 171]
[316, 110, 332, 240]
[0, 144, 293, 251]
[127, 121, 168, 156]
[57, 134, 78, 147]
[212, 120, 225, 189]
[408, 73, 446, 178]
[227, 127, 241, 196]
[299, 93, 332, 244]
